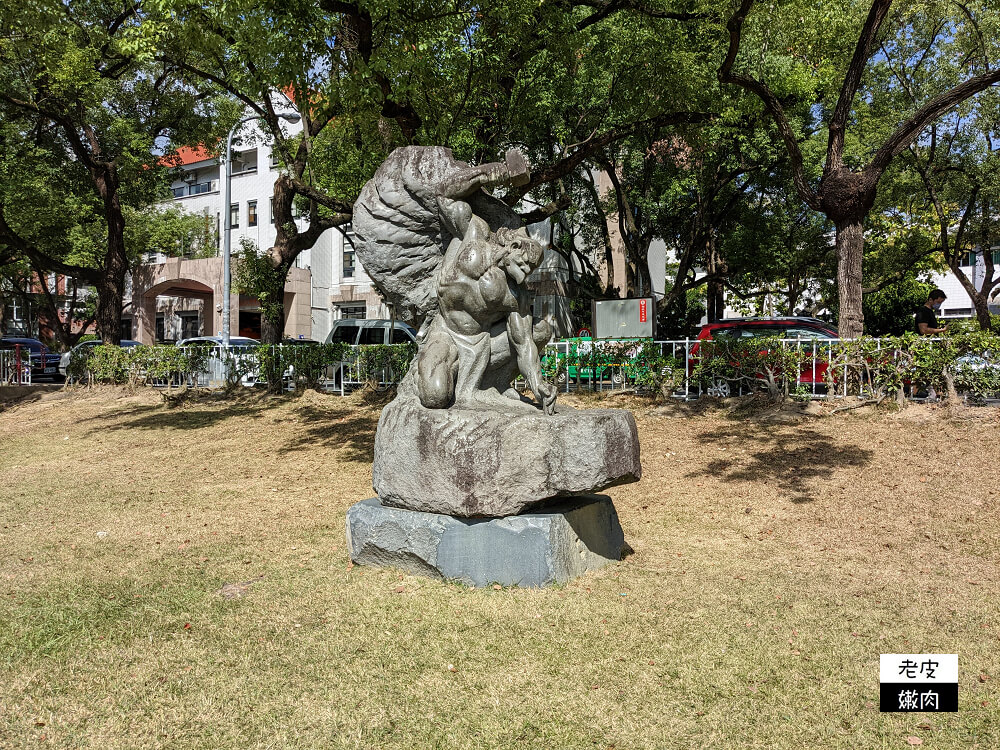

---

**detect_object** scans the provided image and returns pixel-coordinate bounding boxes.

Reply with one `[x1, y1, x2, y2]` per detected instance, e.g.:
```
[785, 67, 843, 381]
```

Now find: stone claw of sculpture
[504, 148, 531, 188]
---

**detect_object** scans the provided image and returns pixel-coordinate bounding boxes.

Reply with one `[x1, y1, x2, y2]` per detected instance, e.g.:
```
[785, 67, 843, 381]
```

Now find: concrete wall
[127, 257, 312, 343]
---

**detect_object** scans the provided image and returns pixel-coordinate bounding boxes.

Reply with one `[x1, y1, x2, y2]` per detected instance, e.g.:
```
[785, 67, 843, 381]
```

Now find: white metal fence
[539, 337, 1000, 402]
[540, 337, 838, 399]
[65, 337, 1000, 403]
[0, 348, 31, 385]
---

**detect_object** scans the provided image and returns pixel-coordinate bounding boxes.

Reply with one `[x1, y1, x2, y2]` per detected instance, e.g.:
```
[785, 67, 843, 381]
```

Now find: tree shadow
[77, 391, 379, 464]
[80, 395, 281, 433]
[685, 423, 874, 503]
[277, 404, 377, 464]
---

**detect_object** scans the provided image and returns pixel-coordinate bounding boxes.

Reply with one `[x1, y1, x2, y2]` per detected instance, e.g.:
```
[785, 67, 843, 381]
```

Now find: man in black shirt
[915, 290, 948, 335]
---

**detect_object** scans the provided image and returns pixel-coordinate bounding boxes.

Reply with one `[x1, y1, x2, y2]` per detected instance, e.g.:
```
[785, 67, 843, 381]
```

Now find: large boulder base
[373, 398, 641, 517]
[346, 495, 626, 587]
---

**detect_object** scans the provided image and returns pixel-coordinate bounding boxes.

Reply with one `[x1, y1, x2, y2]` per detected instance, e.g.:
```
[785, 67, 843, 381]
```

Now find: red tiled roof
[159, 145, 217, 168]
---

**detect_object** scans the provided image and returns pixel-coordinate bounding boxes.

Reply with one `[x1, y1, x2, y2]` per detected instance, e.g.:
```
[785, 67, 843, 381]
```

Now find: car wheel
[707, 379, 732, 398]
[555, 370, 567, 385]
[611, 369, 626, 385]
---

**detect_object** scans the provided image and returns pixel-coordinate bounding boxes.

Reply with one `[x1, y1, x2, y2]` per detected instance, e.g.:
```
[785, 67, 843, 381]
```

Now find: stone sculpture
[353, 146, 556, 414]
[346, 146, 640, 585]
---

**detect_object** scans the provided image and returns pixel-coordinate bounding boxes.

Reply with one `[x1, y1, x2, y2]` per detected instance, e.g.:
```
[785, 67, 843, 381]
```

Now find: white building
[927, 249, 1000, 320]
[125, 119, 388, 344]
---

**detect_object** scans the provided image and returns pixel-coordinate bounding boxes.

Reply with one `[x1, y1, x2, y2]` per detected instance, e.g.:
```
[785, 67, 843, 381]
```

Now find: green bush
[350, 343, 417, 389]
[68, 344, 209, 387]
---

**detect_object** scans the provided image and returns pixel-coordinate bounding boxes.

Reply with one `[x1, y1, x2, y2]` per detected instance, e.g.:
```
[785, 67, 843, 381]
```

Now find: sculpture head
[494, 227, 543, 285]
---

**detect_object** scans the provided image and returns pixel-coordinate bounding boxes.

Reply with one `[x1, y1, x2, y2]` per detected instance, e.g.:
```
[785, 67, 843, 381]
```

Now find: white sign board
[592, 297, 655, 340]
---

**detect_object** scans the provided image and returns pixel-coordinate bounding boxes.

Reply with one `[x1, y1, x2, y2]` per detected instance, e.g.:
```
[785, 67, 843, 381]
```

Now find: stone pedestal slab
[373, 397, 641, 517]
[345, 495, 625, 587]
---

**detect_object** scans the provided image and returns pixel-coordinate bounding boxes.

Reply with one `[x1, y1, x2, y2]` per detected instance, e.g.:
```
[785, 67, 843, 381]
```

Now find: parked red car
[690, 317, 839, 395]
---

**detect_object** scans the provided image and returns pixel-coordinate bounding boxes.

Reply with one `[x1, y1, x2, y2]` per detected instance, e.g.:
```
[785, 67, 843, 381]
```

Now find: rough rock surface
[346, 495, 626, 587]
[372, 397, 641, 517]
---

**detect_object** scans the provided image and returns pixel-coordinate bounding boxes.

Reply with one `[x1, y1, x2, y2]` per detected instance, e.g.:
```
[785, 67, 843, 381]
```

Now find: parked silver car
[325, 319, 417, 346]
[176, 336, 260, 386]
[59, 339, 143, 378]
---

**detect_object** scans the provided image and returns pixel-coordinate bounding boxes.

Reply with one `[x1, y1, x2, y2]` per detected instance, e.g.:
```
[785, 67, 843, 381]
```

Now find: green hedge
[67, 342, 418, 390]
[68, 335, 1000, 402]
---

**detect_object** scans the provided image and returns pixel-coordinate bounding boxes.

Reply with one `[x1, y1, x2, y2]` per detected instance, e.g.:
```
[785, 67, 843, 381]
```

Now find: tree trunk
[255, 252, 291, 348]
[257, 261, 289, 393]
[946, 259, 994, 332]
[94, 167, 128, 345]
[706, 237, 726, 322]
[835, 219, 865, 338]
[973, 293, 993, 332]
[94, 272, 125, 346]
[260, 292, 285, 344]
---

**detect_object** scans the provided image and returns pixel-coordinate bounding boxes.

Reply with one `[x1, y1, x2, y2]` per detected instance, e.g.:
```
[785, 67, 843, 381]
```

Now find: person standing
[913, 289, 948, 401]
[915, 290, 948, 335]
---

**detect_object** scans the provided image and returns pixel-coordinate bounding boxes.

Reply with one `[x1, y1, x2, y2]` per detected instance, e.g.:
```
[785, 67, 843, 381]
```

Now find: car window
[709, 328, 735, 339]
[330, 324, 358, 344]
[390, 327, 413, 344]
[741, 326, 786, 337]
[784, 326, 837, 340]
[358, 326, 385, 345]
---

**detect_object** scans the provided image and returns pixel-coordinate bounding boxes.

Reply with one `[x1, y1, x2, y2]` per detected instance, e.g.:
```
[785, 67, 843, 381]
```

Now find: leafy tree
[719, 0, 1000, 337]
[0, 0, 224, 343]
[902, 118, 1000, 331]
[147, 0, 717, 345]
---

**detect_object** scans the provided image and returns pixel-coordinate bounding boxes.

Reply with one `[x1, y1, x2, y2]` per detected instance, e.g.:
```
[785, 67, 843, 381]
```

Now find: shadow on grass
[78, 391, 378, 463]
[277, 404, 377, 463]
[80, 394, 282, 432]
[686, 424, 874, 503]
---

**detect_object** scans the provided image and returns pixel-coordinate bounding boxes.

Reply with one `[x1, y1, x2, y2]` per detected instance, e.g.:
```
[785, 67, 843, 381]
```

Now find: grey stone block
[345, 495, 626, 587]
[373, 397, 641, 517]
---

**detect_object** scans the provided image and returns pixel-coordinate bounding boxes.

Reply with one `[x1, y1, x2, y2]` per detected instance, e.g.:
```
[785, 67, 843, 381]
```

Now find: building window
[270, 150, 281, 168]
[338, 304, 366, 320]
[248, 200, 257, 227]
[343, 247, 355, 279]
[270, 197, 275, 224]
[179, 312, 200, 339]
[155, 314, 165, 343]
[342, 224, 356, 279]
[230, 203, 239, 229]
[120, 318, 133, 341]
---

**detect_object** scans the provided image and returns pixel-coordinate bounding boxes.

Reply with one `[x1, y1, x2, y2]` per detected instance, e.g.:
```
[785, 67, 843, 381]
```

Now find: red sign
[639, 299, 648, 323]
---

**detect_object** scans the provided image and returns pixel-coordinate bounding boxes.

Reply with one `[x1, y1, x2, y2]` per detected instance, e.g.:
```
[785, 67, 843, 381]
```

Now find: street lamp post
[221, 112, 300, 347]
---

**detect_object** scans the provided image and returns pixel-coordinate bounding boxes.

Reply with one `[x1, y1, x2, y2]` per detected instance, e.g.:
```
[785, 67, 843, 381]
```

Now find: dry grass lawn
[1, 387, 999, 749]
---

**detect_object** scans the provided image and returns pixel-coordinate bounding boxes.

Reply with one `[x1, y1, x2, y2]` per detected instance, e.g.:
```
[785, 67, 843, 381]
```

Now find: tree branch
[287, 178, 354, 215]
[868, 67, 1000, 175]
[518, 193, 571, 224]
[0, 205, 100, 284]
[827, 0, 892, 172]
[505, 111, 712, 202]
[574, 0, 706, 32]
[717, 0, 820, 210]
